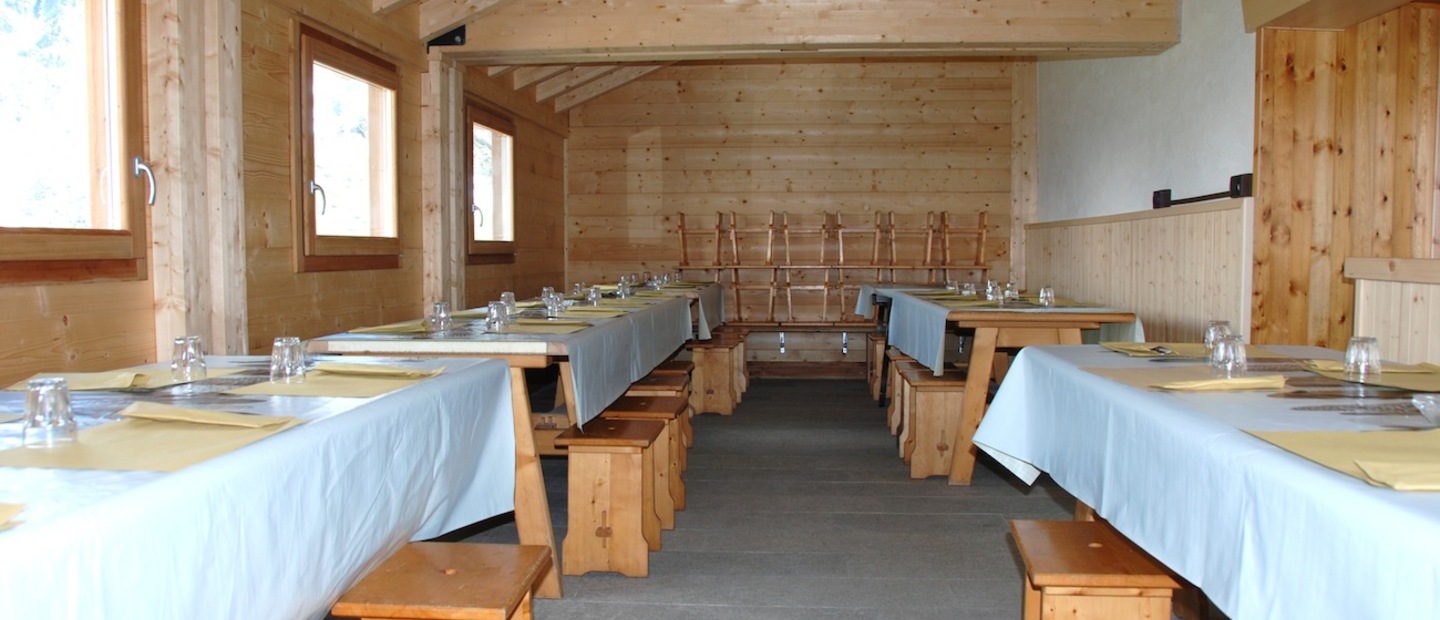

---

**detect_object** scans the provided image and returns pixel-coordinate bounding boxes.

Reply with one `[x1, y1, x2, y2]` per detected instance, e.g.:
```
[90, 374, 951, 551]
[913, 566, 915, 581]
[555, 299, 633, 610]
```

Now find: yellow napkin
[601, 300, 655, 309]
[515, 300, 543, 308]
[0, 403, 302, 472]
[452, 308, 488, 319]
[634, 290, 682, 298]
[1154, 375, 1287, 391]
[561, 308, 628, 318]
[0, 413, 24, 424]
[312, 362, 444, 378]
[7, 371, 140, 391]
[0, 503, 22, 531]
[939, 299, 1003, 308]
[1102, 342, 1209, 358]
[224, 371, 430, 398]
[1302, 360, 1432, 373]
[662, 282, 706, 289]
[501, 322, 590, 335]
[1250, 428, 1440, 491]
[348, 321, 429, 334]
[513, 318, 590, 327]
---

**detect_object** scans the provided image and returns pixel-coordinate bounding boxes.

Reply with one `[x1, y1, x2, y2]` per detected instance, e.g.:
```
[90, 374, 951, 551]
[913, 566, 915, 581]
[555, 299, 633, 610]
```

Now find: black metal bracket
[1153, 173, 1253, 209]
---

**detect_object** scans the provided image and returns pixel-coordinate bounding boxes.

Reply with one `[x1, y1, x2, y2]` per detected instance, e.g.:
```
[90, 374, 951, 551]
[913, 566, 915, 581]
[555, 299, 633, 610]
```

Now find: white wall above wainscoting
[1026, 198, 1253, 343]
[1345, 258, 1440, 365]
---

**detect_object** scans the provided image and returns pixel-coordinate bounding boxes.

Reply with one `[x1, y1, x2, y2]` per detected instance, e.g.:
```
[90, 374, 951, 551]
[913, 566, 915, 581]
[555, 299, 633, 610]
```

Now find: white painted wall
[1037, 0, 1256, 220]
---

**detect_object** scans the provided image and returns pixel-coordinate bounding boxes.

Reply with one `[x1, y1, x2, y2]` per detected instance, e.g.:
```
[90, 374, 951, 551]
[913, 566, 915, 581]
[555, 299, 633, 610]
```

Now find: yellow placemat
[348, 321, 429, 334]
[561, 308, 628, 318]
[311, 362, 444, 378]
[6, 371, 140, 391]
[452, 308, 488, 319]
[224, 372, 429, 398]
[1301, 359, 1433, 374]
[0, 413, 21, 424]
[515, 300, 543, 308]
[662, 282, 707, 289]
[1085, 366, 1286, 392]
[1301, 362, 1440, 392]
[1249, 428, 1440, 491]
[1100, 342, 1291, 359]
[601, 300, 656, 309]
[634, 290, 682, 298]
[0, 403, 302, 472]
[501, 321, 590, 335]
[0, 503, 22, 531]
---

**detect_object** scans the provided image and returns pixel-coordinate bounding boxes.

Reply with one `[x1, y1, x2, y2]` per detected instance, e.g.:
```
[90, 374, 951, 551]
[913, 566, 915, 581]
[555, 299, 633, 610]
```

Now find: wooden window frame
[465, 102, 516, 265]
[292, 24, 401, 273]
[0, 0, 147, 285]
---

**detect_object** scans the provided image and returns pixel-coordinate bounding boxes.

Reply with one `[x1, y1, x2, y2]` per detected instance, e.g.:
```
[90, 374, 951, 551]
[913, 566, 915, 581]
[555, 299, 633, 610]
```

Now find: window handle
[309, 181, 328, 215]
[472, 204, 483, 226]
[132, 157, 156, 206]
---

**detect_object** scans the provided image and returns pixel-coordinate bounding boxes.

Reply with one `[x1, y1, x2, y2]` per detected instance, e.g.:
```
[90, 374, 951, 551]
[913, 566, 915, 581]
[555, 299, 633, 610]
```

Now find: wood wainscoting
[1025, 198, 1253, 343]
[1346, 258, 1440, 364]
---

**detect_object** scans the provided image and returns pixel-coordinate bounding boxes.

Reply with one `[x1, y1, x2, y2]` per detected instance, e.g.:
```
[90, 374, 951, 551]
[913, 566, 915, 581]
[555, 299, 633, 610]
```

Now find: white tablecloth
[974, 345, 1440, 620]
[688, 282, 725, 340]
[0, 357, 516, 620]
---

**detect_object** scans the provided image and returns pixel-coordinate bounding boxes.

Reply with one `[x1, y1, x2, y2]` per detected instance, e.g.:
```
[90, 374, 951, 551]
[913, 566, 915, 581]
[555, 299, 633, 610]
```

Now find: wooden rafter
[372, 0, 414, 16]
[554, 64, 669, 112]
[534, 65, 619, 103]
[510, 65, 573, 90]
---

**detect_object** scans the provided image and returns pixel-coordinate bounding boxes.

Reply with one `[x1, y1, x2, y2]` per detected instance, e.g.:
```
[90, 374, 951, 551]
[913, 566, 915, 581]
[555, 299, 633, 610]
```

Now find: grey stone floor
[461, 377, 1078, 619]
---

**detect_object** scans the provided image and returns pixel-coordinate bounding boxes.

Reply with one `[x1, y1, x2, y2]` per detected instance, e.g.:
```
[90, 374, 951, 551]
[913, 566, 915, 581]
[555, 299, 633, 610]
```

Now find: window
[466, 102, 515, 263]
[294, 25, 400, 272]
[0, 0, 147, 283]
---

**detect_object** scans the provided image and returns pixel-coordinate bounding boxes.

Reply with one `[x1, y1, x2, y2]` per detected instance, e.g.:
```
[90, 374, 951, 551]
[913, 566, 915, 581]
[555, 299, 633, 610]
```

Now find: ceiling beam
[373, 0, 416, 15]
[419, 0, 517, 42]
[486, 65, 518, 78]
[510, 65, 574, 90]
[434, 0, 1177, 64]
[534, 65, 620, 103]
[555, 64, 669, 113]
[1242, 0, 1413, 31]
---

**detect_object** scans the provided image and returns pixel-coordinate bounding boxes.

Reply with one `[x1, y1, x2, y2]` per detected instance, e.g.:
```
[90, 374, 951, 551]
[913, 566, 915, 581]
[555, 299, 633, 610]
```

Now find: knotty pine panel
[1348, 258, 1440, 364]
[1252, 4, 1440, 348]
[0, 280, 157, 386]
[1027, 200, 1252, 343]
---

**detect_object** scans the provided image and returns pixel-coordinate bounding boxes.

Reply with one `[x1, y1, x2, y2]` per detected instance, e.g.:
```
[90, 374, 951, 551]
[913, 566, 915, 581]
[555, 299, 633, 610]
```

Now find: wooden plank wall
[1026, 199, 1254, 343]
[1346, 258, 1440, 364]
[565, 59, 1015, 363]
[0, 282, 157, 386]
[1252, 4, 1440, 348]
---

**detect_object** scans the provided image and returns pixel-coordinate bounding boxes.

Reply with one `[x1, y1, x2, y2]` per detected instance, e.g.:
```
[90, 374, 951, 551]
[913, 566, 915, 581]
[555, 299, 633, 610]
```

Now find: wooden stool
[866, 332, 887, 400]
[899, 365, 967, 478]
[626, 373, 695, 454]
[651, 359, 695, 376]
[886, 353, 919, 436]
[555, 419, 665, 577]
[712, 327, 750, 396]
[331, 542, 551, 620]
[604, 395, 688, 518]
[1010, 520, 1180, 620]
[689, 337, 741, 415]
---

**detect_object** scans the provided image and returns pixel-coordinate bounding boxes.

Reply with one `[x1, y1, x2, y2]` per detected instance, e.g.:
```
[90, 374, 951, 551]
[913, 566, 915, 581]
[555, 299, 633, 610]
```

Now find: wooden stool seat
[651, 359, 695, 375]
[555, 419, 665, 577]
[626, 374, 695, 453]
[1010, 520, 1180, 620]
[899, 365, 967, 478]
[331, 542, 551, 620]
[603, 395, 689, 524]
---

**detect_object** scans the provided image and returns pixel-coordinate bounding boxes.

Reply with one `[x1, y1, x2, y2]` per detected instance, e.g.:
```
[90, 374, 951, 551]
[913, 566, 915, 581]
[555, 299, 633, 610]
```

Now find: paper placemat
[561, 308, 628, 318]
[0, 503, 22, 531]
[1101, 342, 1291, 359]
[633, 290, 682, 298]
[348, 321, 429, 334]
[6, 371, 140, 391]
[452, 308, 488, 319]
[601, 300, 656, 309]
[224, 372, 429, 398]
[1085, 366, 1286, 392]
[0, 403, 301, 472]
[311, 362, 444, 378]
[500, 322, 590, 335]
[1301, 359, 1433, 374]
[1249, 428, 1440, 490]
[1301, 362, 1440, 393]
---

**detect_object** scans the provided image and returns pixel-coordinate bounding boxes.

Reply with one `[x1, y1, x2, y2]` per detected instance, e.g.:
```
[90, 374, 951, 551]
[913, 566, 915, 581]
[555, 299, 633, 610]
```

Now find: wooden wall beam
[373, 0, 415, 16]
[419, 0, 516, 42]
[1009, 60, 1037, 288]
[439, 0, 1177, 64]
[422, 55, 467, 308]
[554, 65, 667, 112]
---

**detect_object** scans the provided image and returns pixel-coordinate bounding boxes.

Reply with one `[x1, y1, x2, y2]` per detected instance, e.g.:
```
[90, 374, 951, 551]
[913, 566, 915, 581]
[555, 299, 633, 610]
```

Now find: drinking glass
[541, 286, 555, 302]
[485, 301, 507, 331]
[1344, 336, 1382, 379]
[945, 280, 959, 292]
[959, 282, 977, 297]
[984, 280, 999, 301]
[23, 377, 77, 448]
[500, 291, 517, 315]
[587, 285, 604, 306]
[426, 301, 453, 333]
[1209, 335, 1248, 378]
[1037, 286, 1056, 307]
[170, 335, 207, 382]
[1003, 282, 1020, 301]
[618, 280, 632, 298]
[269, 336, 306, 384]
[572, 281, 587, 297]
[1204, 320, 1233, 355]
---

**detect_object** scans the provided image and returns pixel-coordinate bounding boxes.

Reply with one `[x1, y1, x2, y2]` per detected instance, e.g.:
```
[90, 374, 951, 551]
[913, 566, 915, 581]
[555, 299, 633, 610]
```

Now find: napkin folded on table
[634, 290, 682, 298]
[515, 300, 543, 308]
[1102, 342, 1208, 358]
[1302, 359, 1432, 373]
[501, 320, 591, 335]
[0, 503, 22, 531]
[348, 321, 429, 334]
[1249, 428, 1440, 491]
[601, 300, 655, 308]
[6, 371, 141, 391]
[561, 308, 628, 318]
[1153, 375, 1287, 391]
[1354, 460, 1440, 491]
[0, 402, 302, 472]
[452, 308, 488, 319]
[312, 362, 444, 378]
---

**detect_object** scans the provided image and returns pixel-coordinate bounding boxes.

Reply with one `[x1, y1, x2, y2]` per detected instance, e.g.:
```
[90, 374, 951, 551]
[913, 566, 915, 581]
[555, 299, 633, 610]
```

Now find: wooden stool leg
[650, 424, 676, 532]
[562, 448, 651, 577]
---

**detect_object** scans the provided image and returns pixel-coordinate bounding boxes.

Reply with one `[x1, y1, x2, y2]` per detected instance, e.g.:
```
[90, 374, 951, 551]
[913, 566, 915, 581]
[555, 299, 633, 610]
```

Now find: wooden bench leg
[561, 447, 654, 577]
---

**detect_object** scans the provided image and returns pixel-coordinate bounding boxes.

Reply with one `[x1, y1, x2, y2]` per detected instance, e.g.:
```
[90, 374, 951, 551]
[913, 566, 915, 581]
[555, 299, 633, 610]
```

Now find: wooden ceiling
[377, 0, 1180, 113]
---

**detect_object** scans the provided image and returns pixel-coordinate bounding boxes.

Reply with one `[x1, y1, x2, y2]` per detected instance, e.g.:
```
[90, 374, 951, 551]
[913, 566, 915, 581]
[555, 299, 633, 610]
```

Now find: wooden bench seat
[1010, 520, 1180, 620]
[331, 542, 551, 620]
[555, 419, 665, 577]
[626, 373, 695, 454]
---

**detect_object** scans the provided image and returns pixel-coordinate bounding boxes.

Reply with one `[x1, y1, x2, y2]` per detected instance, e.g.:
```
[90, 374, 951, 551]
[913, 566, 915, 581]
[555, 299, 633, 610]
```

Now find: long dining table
[856, 285, 1139, 484]
[0, 356, 516, 620]
[974, 345, 1440, 619]
[307, 287, 707, 597]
